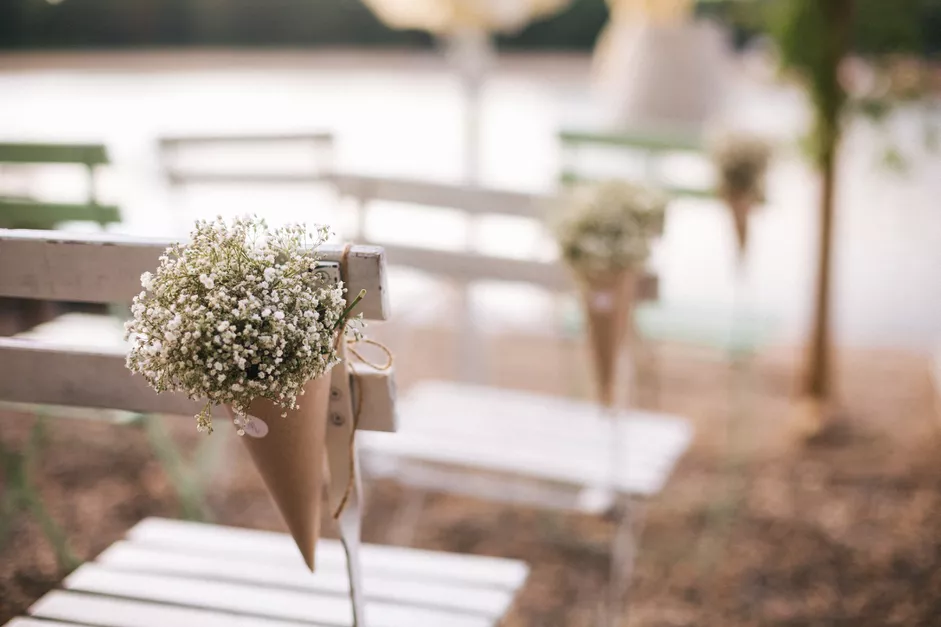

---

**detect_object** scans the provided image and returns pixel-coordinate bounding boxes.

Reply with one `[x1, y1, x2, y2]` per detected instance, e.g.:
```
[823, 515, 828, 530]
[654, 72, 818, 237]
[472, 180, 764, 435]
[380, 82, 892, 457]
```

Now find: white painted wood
[160, 133, 335, 185]
[11, 517, 529, 627]
[62, 567, 492, 627]
[326, 342, 366, 625]
[4, 620, 79, 627]
[30, 591, 329, 627]
[0, 336, 395, 433]
[128, 518, 528, 589]
[0, 230, 389, 321]
[95, 541, 517, 616]
[359, 381, 693, 502]
[329, 173, 551, 219]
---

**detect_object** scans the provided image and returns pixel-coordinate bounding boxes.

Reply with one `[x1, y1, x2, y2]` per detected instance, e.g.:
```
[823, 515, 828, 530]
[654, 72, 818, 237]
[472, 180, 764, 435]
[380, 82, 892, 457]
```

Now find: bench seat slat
[360, 381, 693, 497]
[127, 518, 528, 590]
[30, 591, 324, 627]
[97, 541, 516, 616]
[62, 567, 492, 627]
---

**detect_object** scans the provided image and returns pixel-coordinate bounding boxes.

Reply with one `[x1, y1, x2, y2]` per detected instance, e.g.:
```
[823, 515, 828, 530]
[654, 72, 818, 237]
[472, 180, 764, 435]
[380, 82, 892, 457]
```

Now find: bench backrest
[0, 143, 110, 167]
[158, 133, 335, 185]
[329, 172, 659, 297]
[0, 229, 394, 431]
[558, 128, 716, 198]
[0, 143, 118, 228]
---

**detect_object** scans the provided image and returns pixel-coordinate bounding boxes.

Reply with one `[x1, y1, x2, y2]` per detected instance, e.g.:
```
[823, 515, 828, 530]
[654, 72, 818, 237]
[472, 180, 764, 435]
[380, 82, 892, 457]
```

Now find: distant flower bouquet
[710, 132, 772, 256]
[553, 180, 666, 278]
[125, 216, 361, 435]
[710, 132, 772, 205]
[553, 180, 667, 408]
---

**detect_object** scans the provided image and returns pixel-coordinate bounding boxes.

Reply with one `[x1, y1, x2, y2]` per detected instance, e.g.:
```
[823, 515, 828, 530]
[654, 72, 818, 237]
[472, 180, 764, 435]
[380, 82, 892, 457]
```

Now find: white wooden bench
[6, 518, 529, 627]
[328, 171, 659, 381]
[0, 228, 531, 627]
[159, 133, 335, 185]
[361, 381, 692, 513]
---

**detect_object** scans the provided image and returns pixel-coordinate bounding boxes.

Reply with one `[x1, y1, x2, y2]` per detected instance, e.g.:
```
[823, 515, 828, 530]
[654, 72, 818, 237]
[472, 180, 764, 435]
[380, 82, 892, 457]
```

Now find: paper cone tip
[236, 376, 332, 573]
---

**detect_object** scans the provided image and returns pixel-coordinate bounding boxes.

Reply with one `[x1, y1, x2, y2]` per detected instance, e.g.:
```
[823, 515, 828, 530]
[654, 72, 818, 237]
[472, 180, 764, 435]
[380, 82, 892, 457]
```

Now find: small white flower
[274, 311, 284, 321]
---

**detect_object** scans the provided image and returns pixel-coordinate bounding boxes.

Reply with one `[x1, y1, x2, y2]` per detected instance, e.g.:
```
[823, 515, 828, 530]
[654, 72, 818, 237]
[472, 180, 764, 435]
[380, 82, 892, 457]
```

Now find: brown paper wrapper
[233, 375, 331, 571]
[724, 191, 752, 259]
[580, 271, 638, 408]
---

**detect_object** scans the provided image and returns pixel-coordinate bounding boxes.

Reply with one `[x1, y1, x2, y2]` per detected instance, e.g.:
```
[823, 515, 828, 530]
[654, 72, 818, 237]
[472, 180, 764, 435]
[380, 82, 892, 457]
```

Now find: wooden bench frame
[558, 127, 716, 198]
[0, 228, 408, 626]
[158, 133, 335, 185]
[328, 171, 659, 383]
[0, 142, 121, 229]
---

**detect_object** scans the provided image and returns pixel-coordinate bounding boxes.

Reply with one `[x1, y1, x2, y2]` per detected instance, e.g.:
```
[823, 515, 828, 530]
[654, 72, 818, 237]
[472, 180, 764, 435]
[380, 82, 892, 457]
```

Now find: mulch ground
[2, 333, 941, 626]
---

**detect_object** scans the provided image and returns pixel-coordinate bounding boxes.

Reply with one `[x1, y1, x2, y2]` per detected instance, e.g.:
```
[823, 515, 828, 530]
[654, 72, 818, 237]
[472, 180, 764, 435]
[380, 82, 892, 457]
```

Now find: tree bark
[802, 0, 854, 405]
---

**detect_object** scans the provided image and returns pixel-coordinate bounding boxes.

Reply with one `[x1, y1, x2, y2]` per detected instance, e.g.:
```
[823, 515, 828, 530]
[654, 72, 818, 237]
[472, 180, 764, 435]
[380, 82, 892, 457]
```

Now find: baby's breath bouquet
[710, 131, 772, 256]
[125, 215, 363, 570]
[125, 216, 355, 434]
[553, 180, 666, 279]
[553, 180, 667, 408]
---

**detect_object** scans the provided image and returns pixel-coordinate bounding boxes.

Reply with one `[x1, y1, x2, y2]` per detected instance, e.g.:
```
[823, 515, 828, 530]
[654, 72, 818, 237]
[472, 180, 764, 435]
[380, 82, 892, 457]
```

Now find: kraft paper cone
[581, 271, 637, 408]
[234, 375, 331, 571]
[725, 192, 751, 259]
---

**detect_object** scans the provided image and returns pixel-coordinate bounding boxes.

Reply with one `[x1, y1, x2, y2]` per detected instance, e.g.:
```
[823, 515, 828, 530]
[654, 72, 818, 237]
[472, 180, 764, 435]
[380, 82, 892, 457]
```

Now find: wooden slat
[159, 133, 333, 147]
[0, 338, 395, 432]
[558, 171, 716, 199]
[30, 592, 318, 627]
[558, 128, 703, 152]
[61, 567, 492, 627]
[0, 230, 389, 321]
[5, 619, 80, 627]
[128, 518, 529, 590]
[330, 173, 551, 220]
[380, 243, 659, 300]
[96, 541, 516, 616]
[360, 381, 693, 497]
[165, 172, 331, 185]
[0, 143, 109, 165]
[0, 200, 121, 228]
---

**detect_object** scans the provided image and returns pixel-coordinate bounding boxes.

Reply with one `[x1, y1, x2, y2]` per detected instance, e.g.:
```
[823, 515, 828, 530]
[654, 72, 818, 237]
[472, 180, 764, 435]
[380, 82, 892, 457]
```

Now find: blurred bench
[0, 229, 531, 627]
[158, 132, 335, 185]
[361, 381, 692, 513]
[558, 127, 716, 198]
[327, 172, 690, 520]
[0, 142, 122, 335]
[5, 518, 529, 627]
[328, 171, 659, 381]
[0, 142, 121, 229]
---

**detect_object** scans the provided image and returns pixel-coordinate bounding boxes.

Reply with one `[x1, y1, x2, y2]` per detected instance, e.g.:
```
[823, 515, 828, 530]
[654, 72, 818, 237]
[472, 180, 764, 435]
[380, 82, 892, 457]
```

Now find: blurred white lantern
[363, 0, 572, 182]
[593, 0, 733, 133]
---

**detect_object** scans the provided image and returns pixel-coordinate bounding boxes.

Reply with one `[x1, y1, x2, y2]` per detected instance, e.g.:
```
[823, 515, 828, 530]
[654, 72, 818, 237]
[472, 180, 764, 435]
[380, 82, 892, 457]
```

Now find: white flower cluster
[710, 131, 772, 204]
[552, 180, 667, 278]
[125, 216, 352, 435]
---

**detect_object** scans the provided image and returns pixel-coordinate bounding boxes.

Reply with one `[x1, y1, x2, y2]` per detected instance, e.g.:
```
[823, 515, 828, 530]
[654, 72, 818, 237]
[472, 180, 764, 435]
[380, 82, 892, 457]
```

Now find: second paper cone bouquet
[124, 216, 365, 571]
[552, 180, 667, 408]
[581, 272, 638, 408]
[710, 131, 772, 260]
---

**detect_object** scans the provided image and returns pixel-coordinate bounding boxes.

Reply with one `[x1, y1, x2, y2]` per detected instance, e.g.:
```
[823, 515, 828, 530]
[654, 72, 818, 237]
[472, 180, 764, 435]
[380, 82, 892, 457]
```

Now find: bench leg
[607, 498, 647, 627]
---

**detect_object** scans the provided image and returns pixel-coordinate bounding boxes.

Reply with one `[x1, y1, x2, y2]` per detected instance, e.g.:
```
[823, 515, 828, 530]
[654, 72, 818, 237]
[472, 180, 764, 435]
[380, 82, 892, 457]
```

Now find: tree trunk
[801, 0, 854, 412]
[804, 144, 837, 398]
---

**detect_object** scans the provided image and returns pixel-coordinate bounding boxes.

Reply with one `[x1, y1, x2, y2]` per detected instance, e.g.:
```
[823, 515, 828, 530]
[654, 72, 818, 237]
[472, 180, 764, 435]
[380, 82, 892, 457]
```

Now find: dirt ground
[2, 330, 941, 626]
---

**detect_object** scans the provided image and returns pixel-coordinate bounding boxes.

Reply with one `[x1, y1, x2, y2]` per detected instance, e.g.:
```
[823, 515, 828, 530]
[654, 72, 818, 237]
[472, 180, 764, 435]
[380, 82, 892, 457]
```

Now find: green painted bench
[0, 142, 121, 229]
[558, 128, 716, 199]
